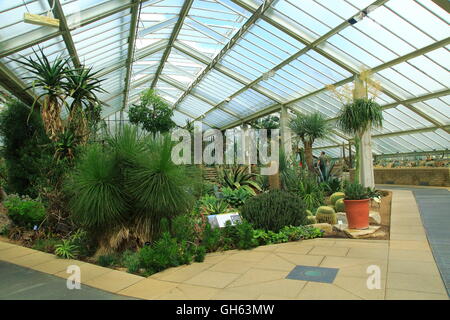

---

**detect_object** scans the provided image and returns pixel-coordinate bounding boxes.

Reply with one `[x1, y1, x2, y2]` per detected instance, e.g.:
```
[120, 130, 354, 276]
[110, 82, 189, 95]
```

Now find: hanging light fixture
[23, 0, 60, 28]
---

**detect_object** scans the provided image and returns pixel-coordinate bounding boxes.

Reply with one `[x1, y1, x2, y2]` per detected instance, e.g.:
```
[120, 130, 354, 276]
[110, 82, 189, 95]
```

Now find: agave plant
[13, 48, 70, 140]
[289, 112, 330, 171]
[64, 66, 106, 143]
[218, 165, 262, 192]
[199, 195, 229, 215]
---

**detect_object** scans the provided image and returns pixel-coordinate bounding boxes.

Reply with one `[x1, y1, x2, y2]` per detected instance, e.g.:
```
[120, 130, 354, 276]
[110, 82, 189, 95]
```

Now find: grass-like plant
[67, 125, 197, 249]
[68, 144, 127, 230]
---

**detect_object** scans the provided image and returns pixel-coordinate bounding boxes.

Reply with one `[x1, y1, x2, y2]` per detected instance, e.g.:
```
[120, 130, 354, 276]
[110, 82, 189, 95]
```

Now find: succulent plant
[315, 206, 337, 225]
[330, 192, 345, 206]
[335, 198, 345, 213]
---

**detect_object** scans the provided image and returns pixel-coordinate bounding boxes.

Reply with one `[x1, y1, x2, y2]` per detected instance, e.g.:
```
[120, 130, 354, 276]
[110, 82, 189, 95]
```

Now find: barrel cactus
[315, 206, 337, 225]
[307, 215, 317, 224]
[335, 198, 345, 213]
[330, 192, 345, 206]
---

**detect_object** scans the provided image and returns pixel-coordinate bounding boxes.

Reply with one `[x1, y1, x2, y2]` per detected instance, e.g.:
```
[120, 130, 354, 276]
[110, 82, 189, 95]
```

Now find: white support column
[354, 77, 375, 189]
[280, 105, 292, 161]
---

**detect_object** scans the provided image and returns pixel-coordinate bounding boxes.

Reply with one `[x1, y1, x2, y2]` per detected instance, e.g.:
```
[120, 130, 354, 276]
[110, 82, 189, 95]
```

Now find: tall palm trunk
[303, 139, 314, 171]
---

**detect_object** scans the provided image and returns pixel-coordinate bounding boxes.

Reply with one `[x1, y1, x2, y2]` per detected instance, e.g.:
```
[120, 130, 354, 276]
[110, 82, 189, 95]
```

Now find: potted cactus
[343, 182, 379, 229]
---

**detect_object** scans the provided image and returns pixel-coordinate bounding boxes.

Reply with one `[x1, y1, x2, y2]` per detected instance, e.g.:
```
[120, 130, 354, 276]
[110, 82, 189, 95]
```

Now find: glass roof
[0, 0, 449, 155]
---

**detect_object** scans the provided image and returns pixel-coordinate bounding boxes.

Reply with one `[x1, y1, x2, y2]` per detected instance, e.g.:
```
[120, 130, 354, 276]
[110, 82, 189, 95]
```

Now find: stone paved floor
[0, 189, 448, 300]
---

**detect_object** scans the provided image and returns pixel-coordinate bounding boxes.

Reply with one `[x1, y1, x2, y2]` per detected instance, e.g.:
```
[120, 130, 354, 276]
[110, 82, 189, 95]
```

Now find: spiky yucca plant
[13, 48, 70, 140]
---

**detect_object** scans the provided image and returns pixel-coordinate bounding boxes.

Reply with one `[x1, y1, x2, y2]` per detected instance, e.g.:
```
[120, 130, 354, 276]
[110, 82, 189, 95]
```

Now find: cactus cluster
[315, 206, 337, 225]
[330, 192, 345, 205]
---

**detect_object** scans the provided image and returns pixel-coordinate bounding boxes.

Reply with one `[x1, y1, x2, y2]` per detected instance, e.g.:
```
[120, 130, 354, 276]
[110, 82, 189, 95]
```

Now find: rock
[310, 223, 335, 237]
[336, 212, 348, 225]
[369, 211, 381, 225]
[343, 225, 381, 239]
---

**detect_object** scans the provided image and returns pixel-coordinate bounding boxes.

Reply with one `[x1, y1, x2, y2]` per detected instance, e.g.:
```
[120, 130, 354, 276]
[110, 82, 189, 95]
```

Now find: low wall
[349, 168, 450, 187]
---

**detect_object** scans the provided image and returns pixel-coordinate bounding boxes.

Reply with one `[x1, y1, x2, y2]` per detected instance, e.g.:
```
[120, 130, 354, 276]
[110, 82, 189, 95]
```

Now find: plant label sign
[207, 213, 242, 228]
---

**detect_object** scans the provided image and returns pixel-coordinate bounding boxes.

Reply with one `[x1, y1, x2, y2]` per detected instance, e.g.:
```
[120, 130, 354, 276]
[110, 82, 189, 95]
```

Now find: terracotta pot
[344, 199, 370, 229]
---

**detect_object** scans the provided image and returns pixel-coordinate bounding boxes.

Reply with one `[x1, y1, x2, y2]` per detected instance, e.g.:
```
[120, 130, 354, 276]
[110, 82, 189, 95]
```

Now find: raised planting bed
[350, 168, 450, 187]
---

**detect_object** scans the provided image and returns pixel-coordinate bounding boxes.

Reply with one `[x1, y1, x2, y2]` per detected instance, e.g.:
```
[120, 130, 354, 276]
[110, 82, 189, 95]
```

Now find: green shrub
[202, 223, 222, 252]
[335, 198, 345, 212]
[98, 254, 118, 267]
[139, 232, 187, 274]
[315, 206, 337, 225]
[171, 214, 197, 243]
[330, 192, 345, 205]
[0, 99, 51, 197]
[199, 195, 229, 215]
[194, 246, 206, 262]
[235, 221, 258, 250]
[55, 239, 79, 259]
[221, 187, 253, 208]
[32, 238, 61, 253]
[4, 194, 46, 228]
[67, 126, 196, 243]
[240, 190, 308, 232]
[122, 250, 140, 273]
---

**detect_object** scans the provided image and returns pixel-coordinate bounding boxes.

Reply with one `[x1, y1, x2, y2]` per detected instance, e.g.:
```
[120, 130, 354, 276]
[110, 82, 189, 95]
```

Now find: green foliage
[67, 126, 196, 242]
[138, 232, 197, 274]
[0, 99, 51, 197]
[343, 182, 380, 200]
[199, 195, 229, 215]
[241, 190, 308, 232]
[297, 171, 325, 212]
[235, 221, 258, 250]
[337, 98, 383, 136]
[122, 250, 140, 273]
[32, 238, 61, 253]
[330, 192, 345, 205]
[218, 165, 261, 192]
[55, 239, 79, 259]
[253, 225, 323, 246]
[98, 254, 119, 267]
[289, 112, 330, 143]
[202, 223, 222, 252]
[194, 245, 206, 262]
[128, 89, 176, 135]
[4, 194, 46, 228]
[289, 112, 330, 170]
[249, 115, 279, 130]
[68, 144, 127, 230]
[221, 187, 253, 208]
[335, 198, 345, 213]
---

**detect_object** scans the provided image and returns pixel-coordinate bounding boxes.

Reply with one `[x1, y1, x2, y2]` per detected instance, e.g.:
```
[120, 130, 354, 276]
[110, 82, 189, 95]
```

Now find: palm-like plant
[289, 112, 330, 171]
[13, 48, 70, 140]
[64, 66, 106, 143]
[337, 98, 383, 184]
